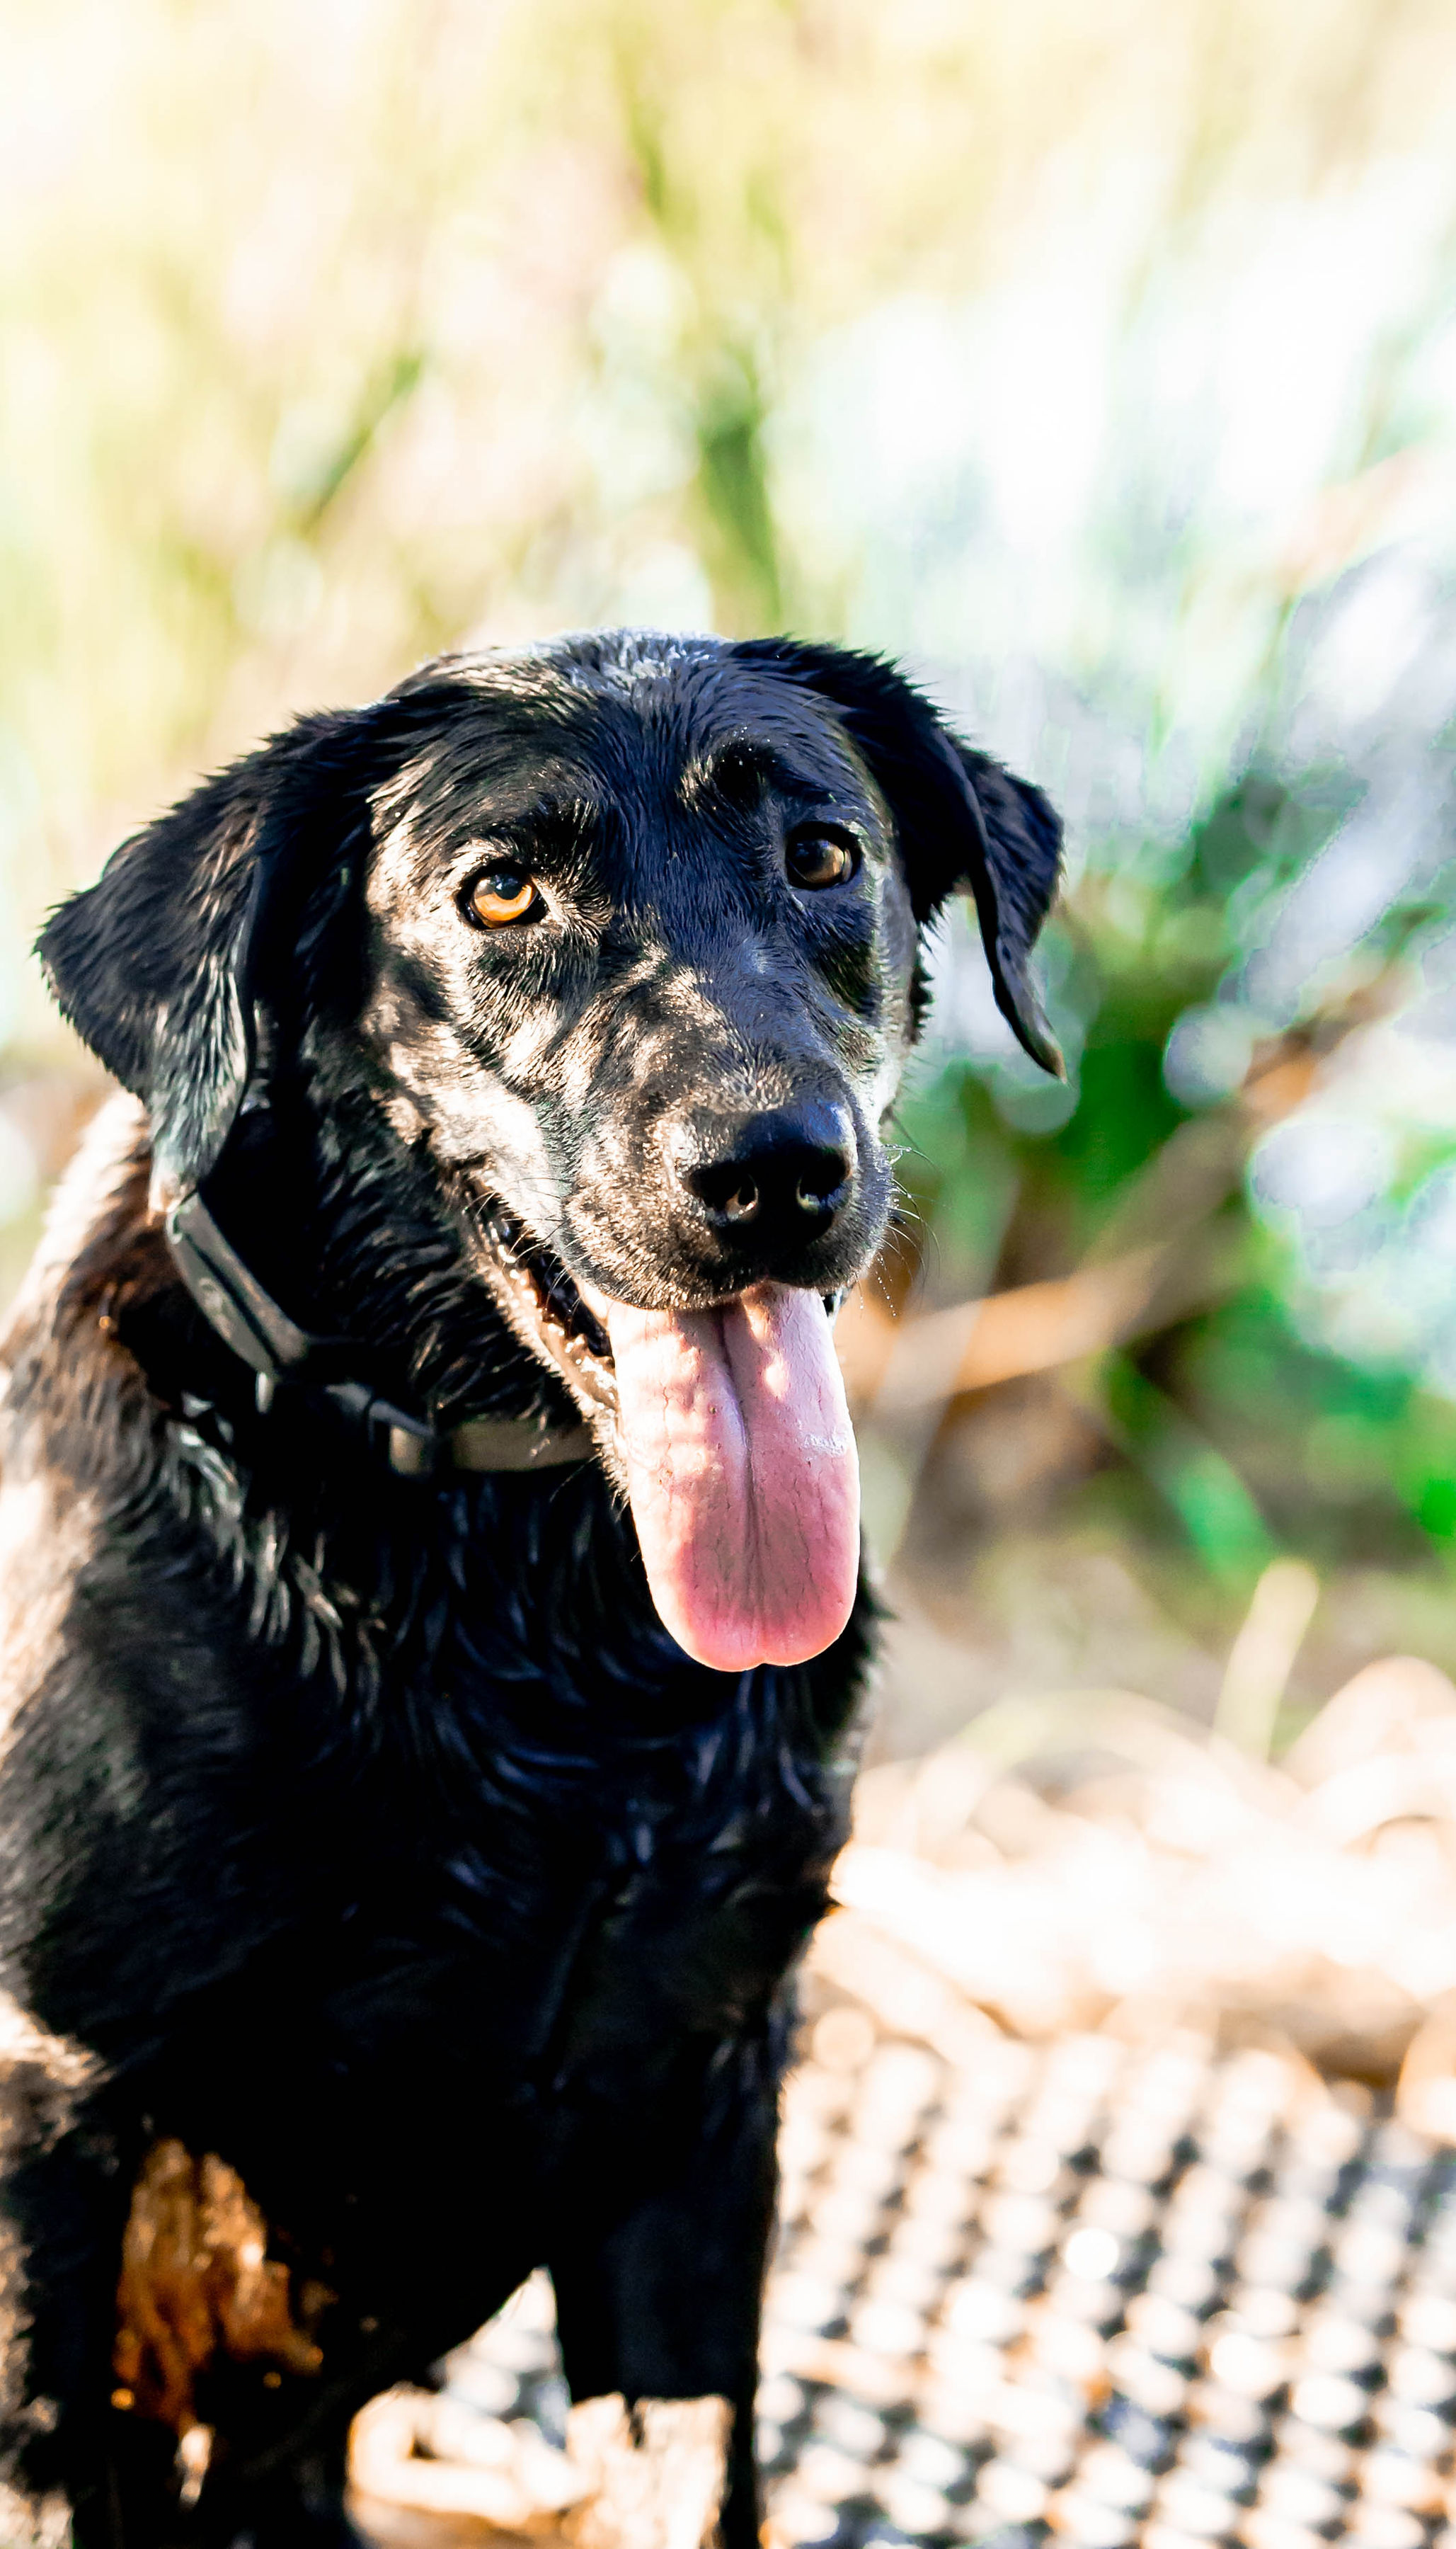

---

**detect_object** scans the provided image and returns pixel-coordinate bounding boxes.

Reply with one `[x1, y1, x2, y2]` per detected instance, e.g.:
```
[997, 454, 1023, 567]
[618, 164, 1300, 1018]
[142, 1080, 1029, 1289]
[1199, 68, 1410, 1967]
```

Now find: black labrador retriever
[0, 631, 1060, 2549]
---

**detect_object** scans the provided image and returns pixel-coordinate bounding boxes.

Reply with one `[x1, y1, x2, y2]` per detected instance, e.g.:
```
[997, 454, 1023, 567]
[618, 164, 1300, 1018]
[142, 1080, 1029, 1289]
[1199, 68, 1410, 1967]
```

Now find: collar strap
[164, 1190, 595, 1479]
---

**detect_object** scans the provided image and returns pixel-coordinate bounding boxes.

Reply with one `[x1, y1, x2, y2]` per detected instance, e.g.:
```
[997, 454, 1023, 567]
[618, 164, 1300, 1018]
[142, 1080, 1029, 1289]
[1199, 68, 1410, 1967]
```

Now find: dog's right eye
[785, 827, 859, 891]
[464, 868, 544, 929]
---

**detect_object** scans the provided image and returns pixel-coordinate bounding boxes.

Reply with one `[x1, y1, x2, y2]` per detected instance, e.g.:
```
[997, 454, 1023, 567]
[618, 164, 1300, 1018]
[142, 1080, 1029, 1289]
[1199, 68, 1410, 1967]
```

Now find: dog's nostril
[794, 1153, 849, 1211]
[680, 1105, 854, 1239]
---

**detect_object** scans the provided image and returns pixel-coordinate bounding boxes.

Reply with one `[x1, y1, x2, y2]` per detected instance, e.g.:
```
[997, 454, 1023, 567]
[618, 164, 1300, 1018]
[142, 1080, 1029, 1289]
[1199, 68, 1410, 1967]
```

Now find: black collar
[164, 1190, 595, 1479]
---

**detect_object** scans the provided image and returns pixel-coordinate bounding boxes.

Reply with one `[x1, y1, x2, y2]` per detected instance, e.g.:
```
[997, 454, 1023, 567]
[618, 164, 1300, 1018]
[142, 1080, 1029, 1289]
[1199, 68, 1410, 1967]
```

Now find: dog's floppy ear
[734, 639, 1065, 1074]
[38, 708, 374, 1203]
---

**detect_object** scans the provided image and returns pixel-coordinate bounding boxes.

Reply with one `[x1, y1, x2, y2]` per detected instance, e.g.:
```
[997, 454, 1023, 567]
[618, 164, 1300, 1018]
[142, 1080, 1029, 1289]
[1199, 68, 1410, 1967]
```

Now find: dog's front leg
[548, 2037, 779, 2549]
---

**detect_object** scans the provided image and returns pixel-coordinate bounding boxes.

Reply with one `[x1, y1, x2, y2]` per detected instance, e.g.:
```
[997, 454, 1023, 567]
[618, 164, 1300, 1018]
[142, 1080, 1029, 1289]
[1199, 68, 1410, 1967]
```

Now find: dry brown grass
[6, 0, 1456, 1051]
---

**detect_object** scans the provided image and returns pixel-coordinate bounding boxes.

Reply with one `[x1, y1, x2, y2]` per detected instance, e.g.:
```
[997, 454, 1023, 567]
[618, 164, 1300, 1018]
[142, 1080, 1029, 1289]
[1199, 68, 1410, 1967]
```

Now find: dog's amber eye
[466, 868, 541, 928]
[786, 830, 858, 890]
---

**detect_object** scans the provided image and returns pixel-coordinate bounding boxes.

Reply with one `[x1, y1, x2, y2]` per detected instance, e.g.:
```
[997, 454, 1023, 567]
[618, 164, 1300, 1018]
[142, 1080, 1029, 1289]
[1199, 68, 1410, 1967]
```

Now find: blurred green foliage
[893, 731, 1456, 1633]
[7, 0, 1456, 1711]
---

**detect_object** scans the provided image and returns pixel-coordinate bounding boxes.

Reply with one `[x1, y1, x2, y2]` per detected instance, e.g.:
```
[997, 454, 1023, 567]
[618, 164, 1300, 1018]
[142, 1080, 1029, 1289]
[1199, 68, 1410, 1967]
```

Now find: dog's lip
[476, 1205, 854, 1422]
[478, 1207, 620, 1413]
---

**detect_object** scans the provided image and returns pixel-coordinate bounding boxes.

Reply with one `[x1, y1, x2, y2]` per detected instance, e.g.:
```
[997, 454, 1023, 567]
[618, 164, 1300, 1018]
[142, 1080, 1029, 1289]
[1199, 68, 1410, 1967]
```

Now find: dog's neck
[166, 1187, 594, 1477]
[160, 1081, 584, 1452]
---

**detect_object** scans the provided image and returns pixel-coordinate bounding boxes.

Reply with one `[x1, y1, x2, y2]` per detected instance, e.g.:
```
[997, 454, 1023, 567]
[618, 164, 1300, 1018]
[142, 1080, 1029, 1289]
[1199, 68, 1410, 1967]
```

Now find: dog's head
[40, 632, 1062, 1671]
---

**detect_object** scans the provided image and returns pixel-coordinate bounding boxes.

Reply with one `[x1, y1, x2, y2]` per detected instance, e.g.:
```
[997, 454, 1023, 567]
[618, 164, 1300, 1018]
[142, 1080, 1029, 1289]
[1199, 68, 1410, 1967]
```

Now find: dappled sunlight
[12, 5, 1456, 2541]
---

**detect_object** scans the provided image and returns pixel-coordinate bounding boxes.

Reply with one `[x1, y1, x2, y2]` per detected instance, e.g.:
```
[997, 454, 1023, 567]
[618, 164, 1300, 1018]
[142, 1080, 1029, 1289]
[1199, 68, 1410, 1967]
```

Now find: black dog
[0, 632, 1060, 2549]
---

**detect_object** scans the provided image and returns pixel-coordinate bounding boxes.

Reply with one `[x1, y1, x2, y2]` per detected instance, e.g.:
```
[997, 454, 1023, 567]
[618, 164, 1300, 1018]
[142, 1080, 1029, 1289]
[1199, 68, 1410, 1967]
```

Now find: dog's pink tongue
[600, 1284, 859, 1672]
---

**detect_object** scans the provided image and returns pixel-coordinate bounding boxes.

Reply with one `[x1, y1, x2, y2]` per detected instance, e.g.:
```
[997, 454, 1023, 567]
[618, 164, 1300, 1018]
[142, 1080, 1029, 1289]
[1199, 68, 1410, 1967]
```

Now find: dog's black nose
[680, 1103, 854, 1239]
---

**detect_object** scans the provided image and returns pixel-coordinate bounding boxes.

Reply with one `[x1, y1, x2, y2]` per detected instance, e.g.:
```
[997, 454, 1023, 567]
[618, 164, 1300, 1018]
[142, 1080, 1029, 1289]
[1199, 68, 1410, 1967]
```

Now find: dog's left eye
[465, 868, 544, 928]
[786, 829, 859, 891]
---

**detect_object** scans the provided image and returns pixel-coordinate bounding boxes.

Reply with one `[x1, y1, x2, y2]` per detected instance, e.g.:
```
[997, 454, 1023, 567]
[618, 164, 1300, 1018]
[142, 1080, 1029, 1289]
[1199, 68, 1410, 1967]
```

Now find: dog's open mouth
[482, 1209, 619, 1412]
[478, 1207, 861, 1675]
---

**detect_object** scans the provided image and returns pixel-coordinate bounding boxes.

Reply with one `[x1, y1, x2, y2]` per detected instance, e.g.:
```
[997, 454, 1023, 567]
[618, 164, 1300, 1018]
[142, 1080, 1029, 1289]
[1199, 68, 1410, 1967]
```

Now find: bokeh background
[18, 9, 1456, 2542]
[6, 0, 1456, 1910]
[10, 0, 1456, 1752]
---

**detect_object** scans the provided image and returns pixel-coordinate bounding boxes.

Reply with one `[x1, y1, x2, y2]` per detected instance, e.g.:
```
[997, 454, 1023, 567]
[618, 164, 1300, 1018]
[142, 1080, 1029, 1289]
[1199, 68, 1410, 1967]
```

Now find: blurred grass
[6, 0, 1454, 912]
[7, 0, 1456, 1742]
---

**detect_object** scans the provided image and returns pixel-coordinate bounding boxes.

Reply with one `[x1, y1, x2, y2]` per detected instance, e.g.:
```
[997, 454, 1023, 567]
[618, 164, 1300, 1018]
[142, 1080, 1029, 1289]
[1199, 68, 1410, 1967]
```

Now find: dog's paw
[0, 2480, 71, 2549]
[561, 2395, 729, 2549]
[348, 2385, 588, 2538]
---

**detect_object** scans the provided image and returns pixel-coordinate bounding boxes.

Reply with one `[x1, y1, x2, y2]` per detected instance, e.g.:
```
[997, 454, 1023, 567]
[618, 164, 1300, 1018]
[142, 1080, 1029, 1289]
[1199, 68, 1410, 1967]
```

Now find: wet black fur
[0, 632, 1060, 2548]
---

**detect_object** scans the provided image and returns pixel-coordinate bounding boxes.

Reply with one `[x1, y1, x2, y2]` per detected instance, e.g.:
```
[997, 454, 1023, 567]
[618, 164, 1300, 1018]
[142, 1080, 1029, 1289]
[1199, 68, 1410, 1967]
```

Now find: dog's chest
[275, 1503, 854, 2076]
[313, 1680, 844, 2083]
[0, 1454, 856, 2177]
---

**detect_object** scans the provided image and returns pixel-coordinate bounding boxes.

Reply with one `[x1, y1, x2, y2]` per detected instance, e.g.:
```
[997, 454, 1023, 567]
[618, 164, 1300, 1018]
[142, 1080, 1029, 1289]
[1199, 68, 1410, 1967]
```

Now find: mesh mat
[355, 1667, 1456, 2545]
[430, 1997, 1456, 2549]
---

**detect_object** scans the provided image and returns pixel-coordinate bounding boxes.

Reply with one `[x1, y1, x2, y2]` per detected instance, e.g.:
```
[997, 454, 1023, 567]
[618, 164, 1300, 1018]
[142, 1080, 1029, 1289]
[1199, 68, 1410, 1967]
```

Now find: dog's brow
[477, 790, 603, 850]
[682, 739, 825, 808]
